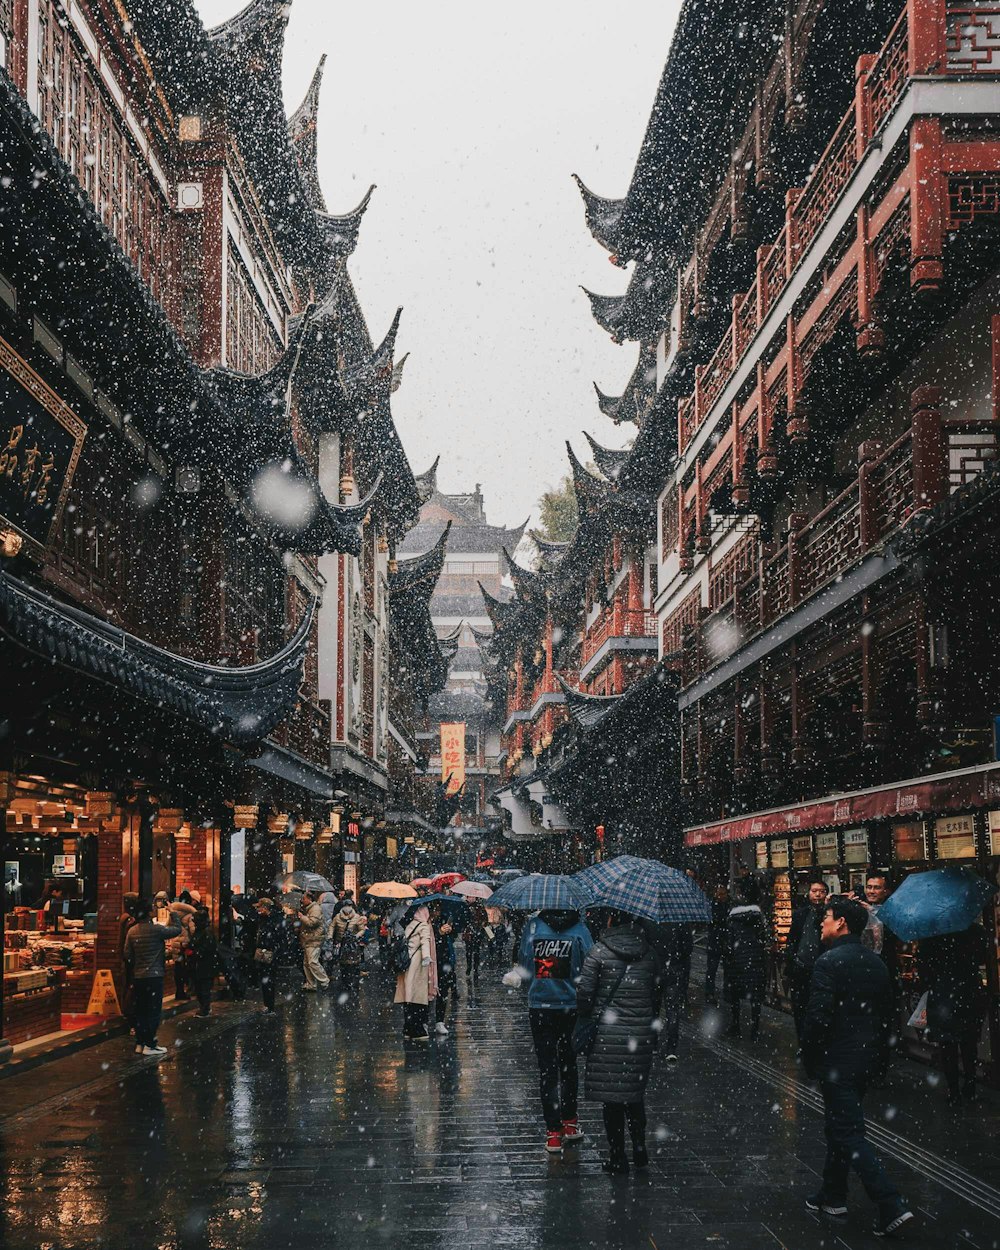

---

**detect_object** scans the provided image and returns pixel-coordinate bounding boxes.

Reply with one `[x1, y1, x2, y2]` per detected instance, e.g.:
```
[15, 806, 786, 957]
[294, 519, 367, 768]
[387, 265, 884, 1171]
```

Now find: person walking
[431, 904, 458, 1034]
[123, 899, 181, 1056]
[394, 904, 437, 1041]
[252, 898, 281, 1013]
[705, 883, 730, 1004]
[642, 922, 684, 1063]
[575, 911, 662, 1175]
[801, 896, 913, 1238]
[189, 909, 219, 1017]
[330, 899, 368, 996]
[117, 892, 140, 1033]
[786, 880, 829, 1041]
[509, 909, 593, 1153]
[156, 889, 196, 1003]
[464, 904, 486, 985]
[297, 888, 329, 992]
[722, 881, 768, 1040]
[917, 923, 988, 1105]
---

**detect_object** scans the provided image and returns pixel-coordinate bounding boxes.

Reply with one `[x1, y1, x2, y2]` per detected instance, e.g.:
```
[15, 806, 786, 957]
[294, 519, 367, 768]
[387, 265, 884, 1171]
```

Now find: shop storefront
[688, 762, 1000, 1084]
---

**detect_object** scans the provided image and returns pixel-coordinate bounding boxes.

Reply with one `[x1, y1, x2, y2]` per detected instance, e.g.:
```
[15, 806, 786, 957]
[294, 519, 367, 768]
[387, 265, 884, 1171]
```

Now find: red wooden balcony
[679, 416, 996, 684]
[674, 0, 1000, 459]
[580, 609, 657, 667]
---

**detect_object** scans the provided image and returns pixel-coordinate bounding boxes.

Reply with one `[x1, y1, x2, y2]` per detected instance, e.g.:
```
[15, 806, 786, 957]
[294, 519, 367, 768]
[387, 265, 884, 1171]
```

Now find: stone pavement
[1, 960, 999, 1250]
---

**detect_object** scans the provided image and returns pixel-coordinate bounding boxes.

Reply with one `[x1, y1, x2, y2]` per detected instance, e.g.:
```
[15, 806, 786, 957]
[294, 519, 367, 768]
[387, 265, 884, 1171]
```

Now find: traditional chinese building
[398, 479, 525, 836]
[587, 0, 1000, 1068]
[0, 0, 435, 1057]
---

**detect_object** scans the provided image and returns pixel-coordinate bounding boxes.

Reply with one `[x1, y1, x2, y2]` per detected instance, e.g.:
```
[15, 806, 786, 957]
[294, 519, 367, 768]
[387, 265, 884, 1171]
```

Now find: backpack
[390, 925, 415, 975]
[340, 930, 363, 967]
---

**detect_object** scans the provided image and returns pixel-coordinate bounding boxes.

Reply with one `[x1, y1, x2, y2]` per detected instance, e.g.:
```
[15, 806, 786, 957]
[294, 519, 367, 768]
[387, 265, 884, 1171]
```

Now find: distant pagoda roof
[0, 568, 312, 746]
[572, 174, 628, 261]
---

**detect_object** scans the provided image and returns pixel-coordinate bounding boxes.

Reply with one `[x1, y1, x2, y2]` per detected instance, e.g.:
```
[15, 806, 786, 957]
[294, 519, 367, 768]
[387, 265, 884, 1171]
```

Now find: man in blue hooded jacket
[507, 909, 594, 1153]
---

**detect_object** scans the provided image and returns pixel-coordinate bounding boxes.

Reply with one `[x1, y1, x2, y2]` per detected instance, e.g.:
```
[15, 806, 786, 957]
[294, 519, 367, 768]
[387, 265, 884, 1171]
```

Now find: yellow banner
[440, 722, 466, 796]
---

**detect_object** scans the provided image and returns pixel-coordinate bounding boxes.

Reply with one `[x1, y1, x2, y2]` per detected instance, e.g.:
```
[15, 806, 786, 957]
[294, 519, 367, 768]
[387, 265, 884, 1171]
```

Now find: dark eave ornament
[572, 174, 627, 264]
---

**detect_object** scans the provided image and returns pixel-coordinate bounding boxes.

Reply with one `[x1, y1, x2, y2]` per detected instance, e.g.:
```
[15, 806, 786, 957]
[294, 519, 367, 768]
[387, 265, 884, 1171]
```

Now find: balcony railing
[685, 416, 996, 684]
[675, 1, 998, 458]
[580, 610, 658, 666]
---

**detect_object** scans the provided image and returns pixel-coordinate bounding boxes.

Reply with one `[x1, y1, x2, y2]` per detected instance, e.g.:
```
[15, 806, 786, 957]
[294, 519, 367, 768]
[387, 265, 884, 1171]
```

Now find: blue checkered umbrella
[575, 855, 651, 894]
[586, 861, 711, 924]
[488, 873, 593, 912]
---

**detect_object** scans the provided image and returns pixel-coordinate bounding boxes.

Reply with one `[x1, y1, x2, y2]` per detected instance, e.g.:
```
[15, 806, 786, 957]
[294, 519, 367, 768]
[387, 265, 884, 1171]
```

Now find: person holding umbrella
[394, 901, 437, 1042]
[575, 909, 662, 1175]
[917, 924, 988, 1105]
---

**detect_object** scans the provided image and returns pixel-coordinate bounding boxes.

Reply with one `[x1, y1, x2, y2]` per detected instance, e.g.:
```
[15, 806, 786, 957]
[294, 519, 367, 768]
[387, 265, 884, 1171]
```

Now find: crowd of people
[116, 866, 991, 1239]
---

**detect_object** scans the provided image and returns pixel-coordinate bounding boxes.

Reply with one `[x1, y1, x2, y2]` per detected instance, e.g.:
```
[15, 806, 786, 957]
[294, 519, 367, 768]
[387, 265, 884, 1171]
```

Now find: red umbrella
[432, 872, 466, 890]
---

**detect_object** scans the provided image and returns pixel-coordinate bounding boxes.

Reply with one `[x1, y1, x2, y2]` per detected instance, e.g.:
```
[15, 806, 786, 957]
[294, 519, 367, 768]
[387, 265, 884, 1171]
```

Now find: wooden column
[858, 440, 883, 549]
[909, 117, 945, 293]
[911, 385, 945, 511]
[907, 0, 947, 76]
[861, 595, 884, 750]
[0, 777, 10, 1063]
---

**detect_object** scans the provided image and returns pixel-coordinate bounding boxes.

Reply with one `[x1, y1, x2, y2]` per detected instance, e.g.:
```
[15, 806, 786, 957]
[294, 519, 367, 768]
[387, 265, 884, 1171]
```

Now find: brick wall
[95, 821, 127, 995]
[174, 828, 220, 926]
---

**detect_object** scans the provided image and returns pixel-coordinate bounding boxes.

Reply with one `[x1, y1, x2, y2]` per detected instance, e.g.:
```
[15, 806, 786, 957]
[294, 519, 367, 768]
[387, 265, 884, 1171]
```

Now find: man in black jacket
[801, 896, 913, 1239]
[785, 880, 828, 1040]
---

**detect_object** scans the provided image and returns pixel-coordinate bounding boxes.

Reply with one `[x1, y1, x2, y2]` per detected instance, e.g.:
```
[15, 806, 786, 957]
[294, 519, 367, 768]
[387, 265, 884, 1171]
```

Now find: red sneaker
[561, 1119, 584, 1143]
[545, 1130, 563, 1153]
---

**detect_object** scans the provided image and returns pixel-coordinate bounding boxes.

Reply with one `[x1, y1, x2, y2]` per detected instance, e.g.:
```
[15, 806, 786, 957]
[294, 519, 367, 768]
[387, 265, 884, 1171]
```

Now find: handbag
[254, 948, 274, 965]
[572, 963, 631, 1056]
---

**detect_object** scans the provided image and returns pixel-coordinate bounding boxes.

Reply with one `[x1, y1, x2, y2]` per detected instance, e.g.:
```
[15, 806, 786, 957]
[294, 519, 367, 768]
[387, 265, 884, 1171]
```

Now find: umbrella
[402, 892, 467, 918]
[587, 863, 711, 925]
[410, 877, 435, 889]
[878, 867, 996, 942]
[450, 880, 493, 900]
[488, 873, 592, 912]
[365, 881, 418, 899]
[492, 868, 526, 879]
[431, 872, 466, 891]
[575, 855, 654, 894]
[279, 870, 337, 896]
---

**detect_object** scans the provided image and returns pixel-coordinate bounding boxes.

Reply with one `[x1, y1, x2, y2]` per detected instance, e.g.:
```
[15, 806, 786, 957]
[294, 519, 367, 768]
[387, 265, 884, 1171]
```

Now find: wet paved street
[2, 958, 1000, 1250]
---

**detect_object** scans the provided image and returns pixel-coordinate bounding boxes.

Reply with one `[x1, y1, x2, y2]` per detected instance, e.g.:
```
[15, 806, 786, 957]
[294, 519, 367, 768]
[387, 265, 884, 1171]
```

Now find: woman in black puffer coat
[576, 914, 662, 1175]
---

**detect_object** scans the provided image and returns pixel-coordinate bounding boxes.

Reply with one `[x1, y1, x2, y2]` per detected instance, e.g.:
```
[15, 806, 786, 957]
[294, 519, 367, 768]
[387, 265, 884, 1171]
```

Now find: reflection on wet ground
[2, 960, 1000, 1249]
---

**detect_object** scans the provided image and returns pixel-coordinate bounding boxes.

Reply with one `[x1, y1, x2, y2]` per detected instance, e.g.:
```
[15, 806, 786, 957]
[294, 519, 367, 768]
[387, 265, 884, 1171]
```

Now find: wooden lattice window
[226, 249, 281, 375]
[660, 487, 679, 561]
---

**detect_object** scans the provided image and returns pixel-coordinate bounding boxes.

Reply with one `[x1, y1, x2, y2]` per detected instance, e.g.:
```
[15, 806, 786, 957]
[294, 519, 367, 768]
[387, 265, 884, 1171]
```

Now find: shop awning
[684, 762, 1000, 847]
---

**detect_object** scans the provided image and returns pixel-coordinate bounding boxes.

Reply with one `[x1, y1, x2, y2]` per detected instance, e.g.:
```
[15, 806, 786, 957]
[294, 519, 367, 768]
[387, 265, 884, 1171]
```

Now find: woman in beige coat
[394, 905, 438, 1041]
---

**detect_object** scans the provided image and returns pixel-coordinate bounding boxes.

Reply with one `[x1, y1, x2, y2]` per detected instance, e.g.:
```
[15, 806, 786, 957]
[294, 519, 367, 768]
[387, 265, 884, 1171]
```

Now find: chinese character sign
[0, 340, 86, 550]
[440, 721, 466, 796]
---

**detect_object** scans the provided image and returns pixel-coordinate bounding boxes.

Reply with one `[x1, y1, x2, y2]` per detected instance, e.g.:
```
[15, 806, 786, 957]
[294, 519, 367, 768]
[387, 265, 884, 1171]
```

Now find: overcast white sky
[196, 0, 682, 529]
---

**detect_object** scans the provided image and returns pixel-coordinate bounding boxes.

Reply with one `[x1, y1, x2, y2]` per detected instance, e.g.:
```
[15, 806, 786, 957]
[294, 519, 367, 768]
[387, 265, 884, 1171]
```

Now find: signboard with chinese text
[893, 822, 926, 862]
[0, 337, 86, 551]
[843, 828, 869, 865]
[816, 832, 839, 865]
[440, 722, 466, 795]
[935, 814, 976, 860]
[792, 835, 813, 867]
[771, 839, 789, 868]
[989, 811, 1000, 856]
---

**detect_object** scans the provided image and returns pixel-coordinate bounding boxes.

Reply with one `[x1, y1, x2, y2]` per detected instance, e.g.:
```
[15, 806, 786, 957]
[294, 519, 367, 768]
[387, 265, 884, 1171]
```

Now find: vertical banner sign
[440, 722, 466, 796]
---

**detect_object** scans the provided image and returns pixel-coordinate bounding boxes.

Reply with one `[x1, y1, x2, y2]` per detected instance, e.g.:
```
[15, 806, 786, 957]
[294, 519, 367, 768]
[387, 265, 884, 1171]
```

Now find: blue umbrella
[402, 892, 467, 918]
[575, 855, 654, 894]
[878, 868, 996, 942]
[488, 873, 592, 912]
[587, 863, 711, 925]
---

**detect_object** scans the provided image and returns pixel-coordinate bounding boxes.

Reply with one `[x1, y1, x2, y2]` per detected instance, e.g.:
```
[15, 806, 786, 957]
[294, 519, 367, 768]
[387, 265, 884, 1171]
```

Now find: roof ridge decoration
[414, 455, 440, 504]
[566, 440, 613, 517]
[572, 174, 627, 264]
[0, 567, 313, 745]
[592, 343, 656, 426]
[581, 286, 628, 344]
[502, 546, 550, 606]
[288, 54, 327, 211]
[555, 674, 623, 729]
[478, 581, 520, 633]
[316, 184, 377, 261]
[504, 517, 530, 550]
[391, 352, 409, 393]
[583, 431, 630, 483]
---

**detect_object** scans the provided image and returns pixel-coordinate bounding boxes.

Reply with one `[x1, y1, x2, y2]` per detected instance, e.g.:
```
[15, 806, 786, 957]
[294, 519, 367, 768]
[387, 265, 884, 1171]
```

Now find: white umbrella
[449, 880, 493, 900]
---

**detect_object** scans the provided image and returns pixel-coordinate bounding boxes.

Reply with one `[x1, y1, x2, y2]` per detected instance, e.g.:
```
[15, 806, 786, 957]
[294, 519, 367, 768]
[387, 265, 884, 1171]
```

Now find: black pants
[341, 964, 362, 995]
[941, 1029, 979, 1095]
[529, 1008, 578, 1131]
[729, 995, 761, 1039]
[436, 969, 456, 1023]
[173, 957, 189, 1000]
[259, 964, 276, 1011]
[133, 976, 164, 1048]
[820, 1076, 899, 1209]
[705, 941, 723, 1000]
[662, 969, 682, 1052]
[602, 1101, 646, 1160]
[465, 944, 481, 982]
[403, 1002, 429, 1038]
[790, 970, 813, 1040]
[195, 976, 213, 1015]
